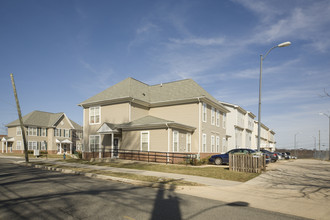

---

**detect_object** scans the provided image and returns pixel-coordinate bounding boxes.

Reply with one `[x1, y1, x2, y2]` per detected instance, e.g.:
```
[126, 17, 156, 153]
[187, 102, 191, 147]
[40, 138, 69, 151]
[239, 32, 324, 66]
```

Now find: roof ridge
[150, 78, 192, 87]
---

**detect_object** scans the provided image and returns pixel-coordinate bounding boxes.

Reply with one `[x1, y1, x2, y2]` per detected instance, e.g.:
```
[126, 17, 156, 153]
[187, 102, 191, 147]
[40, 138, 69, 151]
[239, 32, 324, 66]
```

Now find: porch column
[70, 143, 72, 154]
[6, 141, 8, 153]
[60, 143, 62, 154]
[111, 133, 114, 158]
[2, 141, 4, 153]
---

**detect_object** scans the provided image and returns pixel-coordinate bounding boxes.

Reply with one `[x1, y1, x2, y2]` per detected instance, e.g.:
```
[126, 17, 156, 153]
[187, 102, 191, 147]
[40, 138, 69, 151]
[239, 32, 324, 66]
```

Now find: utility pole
[10, 74, 29, 162]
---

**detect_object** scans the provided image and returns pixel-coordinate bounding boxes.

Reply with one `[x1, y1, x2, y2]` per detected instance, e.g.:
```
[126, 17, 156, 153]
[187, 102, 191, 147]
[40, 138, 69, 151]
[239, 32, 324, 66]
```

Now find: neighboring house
[0, 134, 11, 153]
[79, 77, 230, 160]
[4, 111, 83, 154]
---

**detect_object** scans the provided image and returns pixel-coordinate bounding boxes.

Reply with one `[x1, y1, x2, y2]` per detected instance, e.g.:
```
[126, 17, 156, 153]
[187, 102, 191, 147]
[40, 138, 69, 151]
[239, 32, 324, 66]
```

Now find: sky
[1, 0, 330, 150]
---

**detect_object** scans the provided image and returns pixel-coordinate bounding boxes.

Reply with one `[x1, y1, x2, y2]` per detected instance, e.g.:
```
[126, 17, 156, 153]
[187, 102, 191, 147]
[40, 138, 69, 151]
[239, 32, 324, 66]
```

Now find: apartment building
[79, 77, 230, 159]
[4, 111, 82, 154]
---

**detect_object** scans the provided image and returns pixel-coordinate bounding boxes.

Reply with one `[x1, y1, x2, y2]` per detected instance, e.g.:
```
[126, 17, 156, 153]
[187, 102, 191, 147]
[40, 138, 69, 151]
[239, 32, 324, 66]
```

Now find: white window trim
[89, 135, 100, 152]
[16, 127, 22, 136]
[41, 128, 47, 137]
[216, 110, 220, 127]
[28, 127, 37, 136]
[186, 133, 191, 152]
[202, 133, 207, 152]
[211, 135, 215, 152]
[216, 136, 220, 152]
[41, 141, 47, 150]
[140, 131, 150, 151]
[211, 107, 215, 125]
[16, 141, 22, 150]
[173, 130, 179, 152]
[202, 103, 207, 123]
[89, 106, 101, 125]
[28, 141, 37, 150]
[223, 113, 226, 129]
[64, 129, 70, 138]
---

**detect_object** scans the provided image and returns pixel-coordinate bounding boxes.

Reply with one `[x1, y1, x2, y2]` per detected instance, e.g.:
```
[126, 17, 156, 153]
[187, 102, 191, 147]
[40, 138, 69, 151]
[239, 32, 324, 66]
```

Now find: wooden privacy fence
[229, 154, 266, 173]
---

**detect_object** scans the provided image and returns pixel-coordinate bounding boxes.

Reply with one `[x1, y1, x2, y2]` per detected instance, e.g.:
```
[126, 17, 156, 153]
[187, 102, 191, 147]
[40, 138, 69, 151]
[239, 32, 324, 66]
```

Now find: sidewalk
[22, 158, 241, 187]
[5, 155, 330, 219]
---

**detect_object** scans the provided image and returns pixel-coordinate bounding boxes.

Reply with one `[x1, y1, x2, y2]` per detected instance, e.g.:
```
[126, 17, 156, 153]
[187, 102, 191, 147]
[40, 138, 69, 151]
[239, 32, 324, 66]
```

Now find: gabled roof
[6, 110, 81, 129]
[78, 77, 229, 112]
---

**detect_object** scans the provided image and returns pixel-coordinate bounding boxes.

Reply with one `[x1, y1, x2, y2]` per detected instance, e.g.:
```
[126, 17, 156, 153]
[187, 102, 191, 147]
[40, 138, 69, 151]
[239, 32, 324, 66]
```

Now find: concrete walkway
[3, 155, 330, 219]
[23, 158, 241, 187]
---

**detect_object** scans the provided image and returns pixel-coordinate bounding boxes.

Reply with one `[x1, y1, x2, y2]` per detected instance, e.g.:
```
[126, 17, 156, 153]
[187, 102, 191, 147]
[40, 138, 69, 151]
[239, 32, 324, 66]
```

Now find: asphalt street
[0, 157, 308, 220]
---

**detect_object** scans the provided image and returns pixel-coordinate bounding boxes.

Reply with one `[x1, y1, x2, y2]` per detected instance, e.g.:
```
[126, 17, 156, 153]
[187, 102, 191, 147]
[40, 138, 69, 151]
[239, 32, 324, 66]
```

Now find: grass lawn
[62, 159, 260, 182]
[31, 162, 202, 186]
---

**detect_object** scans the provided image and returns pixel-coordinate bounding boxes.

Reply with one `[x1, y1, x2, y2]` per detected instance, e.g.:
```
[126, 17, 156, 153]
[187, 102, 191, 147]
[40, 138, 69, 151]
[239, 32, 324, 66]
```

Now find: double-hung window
[54, 128, 61, 137]
[28, 127, 37, 136]
[211, 135, 215, 152]
[89, 106, 100, 124]
[173, 131, 179, 152]
[28, 141, 37, 150]
[16, 127, 22, 136]
[41, 142, 47, 150]
[211, 108, 215, 125]
[186, 133, 191, 152]
[89, 135, 100, 152]
[202, 134, 207, 152]
[64, 129, 70, 138]
[216, 110, 220, 127]
[223, 113, 226, 128]
[41, 128, 47, 137]
[16, 141, 22, 150]
[141, 131, 149, 151]
[216, 136, 220, 152]
[202, 103, 207, 122]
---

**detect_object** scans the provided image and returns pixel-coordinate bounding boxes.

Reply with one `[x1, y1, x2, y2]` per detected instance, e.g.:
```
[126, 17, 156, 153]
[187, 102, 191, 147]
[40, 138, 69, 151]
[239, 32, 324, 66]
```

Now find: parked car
[274, 152, 283, 160]
[209, 148, 256, 165]
[284, 152, 291, 159]
[260, 149, 278, 162]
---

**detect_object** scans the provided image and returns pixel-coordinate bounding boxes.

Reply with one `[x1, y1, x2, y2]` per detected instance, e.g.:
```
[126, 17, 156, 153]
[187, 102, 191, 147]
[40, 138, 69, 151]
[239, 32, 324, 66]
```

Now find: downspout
[197, 98, 201, 158]
[166, 123, 170, 163]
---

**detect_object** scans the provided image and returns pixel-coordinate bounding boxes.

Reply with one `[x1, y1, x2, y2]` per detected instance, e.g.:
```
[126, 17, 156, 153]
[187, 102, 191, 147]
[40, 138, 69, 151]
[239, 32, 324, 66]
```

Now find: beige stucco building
[79, 77, 230, 160]
[3, 111, 82, 154]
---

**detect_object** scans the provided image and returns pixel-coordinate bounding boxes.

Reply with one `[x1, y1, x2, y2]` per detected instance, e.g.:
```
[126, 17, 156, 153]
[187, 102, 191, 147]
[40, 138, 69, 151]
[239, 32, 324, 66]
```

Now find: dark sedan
[260, 149, 278, 162]
[209, 148, 256, 165]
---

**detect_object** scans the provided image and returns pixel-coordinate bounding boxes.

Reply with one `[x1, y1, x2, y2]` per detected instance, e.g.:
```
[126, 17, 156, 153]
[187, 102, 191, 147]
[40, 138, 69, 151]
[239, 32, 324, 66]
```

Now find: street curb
[23, 162, 176, 190]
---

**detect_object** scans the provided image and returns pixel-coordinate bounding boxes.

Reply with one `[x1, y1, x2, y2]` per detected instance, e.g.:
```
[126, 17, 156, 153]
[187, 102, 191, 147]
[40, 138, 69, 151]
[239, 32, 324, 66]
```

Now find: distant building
[220, 102, 276, 151]
[4, 111, 82, 154]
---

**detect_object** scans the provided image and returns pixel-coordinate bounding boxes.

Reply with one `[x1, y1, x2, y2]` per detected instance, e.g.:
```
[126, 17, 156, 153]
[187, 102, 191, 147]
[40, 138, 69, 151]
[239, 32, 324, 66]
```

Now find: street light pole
[319, 113, 330, 160]
[294, 132, 299, 157]
[257, 41, 291, 152]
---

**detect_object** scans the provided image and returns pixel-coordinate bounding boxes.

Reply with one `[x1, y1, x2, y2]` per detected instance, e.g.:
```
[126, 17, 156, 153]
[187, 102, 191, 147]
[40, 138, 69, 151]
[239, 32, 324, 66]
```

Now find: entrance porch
[1, 137, 14, 153]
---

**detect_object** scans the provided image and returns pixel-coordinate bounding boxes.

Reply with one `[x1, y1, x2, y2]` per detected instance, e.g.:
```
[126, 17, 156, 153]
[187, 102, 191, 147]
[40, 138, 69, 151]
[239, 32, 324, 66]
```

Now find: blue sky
[1, 0, 330, 150]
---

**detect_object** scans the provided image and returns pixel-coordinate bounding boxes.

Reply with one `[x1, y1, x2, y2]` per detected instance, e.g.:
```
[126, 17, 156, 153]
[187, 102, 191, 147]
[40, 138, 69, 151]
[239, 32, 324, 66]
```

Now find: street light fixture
[257, 41, 291, 152]
[319, 112, 330, 160]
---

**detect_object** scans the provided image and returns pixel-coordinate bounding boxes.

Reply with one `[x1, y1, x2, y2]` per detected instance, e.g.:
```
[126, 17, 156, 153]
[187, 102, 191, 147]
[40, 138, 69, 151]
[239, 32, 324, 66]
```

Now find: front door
[113, 138, 119, 158]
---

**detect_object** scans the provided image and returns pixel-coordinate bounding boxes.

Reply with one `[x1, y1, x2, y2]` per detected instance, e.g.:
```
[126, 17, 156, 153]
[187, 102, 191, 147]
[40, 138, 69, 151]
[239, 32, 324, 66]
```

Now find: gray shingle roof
[79, 77, 227, 111]
[6, 110, 81, 129]
[119, 115, 196, 132]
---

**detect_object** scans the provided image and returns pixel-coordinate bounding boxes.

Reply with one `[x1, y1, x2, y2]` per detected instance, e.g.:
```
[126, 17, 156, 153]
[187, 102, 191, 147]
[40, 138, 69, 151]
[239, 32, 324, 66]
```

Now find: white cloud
[169, 37, 226, 46]
[235, 0, 330, 52]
